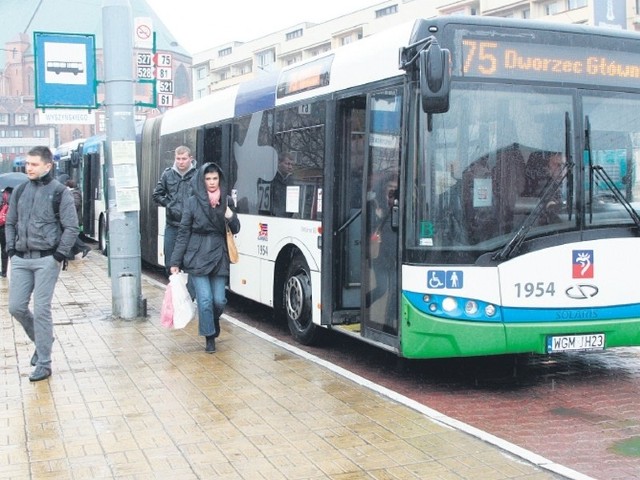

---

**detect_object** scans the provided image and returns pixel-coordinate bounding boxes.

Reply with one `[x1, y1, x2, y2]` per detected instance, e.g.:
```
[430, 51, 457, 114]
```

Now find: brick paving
[1, 252, 580, 479]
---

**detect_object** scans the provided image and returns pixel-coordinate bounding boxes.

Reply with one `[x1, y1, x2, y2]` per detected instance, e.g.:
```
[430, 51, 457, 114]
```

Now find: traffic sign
[134, 17, 153, 49]
[156, 66, 172, 80]
[158, 93, 173, 107]
[158, 80, 173, 94]
[136, 66, 153, 79]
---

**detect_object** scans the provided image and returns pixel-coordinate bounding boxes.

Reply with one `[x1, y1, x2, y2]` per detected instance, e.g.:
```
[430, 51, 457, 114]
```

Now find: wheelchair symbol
[428, 270, 463, 289]
[428, 270, 446, 289]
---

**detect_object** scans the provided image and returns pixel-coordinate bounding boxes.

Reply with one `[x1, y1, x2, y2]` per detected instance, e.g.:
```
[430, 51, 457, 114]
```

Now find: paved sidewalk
[1, 252, 572, 479]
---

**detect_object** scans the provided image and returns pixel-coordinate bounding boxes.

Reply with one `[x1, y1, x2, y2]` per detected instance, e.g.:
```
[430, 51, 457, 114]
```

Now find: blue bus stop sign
[34, 32, 97, 109]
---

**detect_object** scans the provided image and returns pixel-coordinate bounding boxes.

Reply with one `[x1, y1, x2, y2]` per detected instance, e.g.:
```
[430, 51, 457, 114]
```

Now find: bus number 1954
[514, 282, 556, 298]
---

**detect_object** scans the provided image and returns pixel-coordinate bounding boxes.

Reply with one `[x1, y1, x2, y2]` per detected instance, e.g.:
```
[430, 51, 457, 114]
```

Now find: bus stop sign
[34, 32, 97, 109]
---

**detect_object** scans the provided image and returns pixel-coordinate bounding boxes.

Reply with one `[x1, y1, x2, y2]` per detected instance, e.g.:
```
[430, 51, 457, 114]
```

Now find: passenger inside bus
[367, 173, 399, 334]
[521, 151, 565, 225]
[271, 152, 295, 217]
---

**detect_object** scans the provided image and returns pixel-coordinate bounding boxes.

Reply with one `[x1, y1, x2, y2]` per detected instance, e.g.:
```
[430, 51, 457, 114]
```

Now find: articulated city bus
[137, 16, 640, 358]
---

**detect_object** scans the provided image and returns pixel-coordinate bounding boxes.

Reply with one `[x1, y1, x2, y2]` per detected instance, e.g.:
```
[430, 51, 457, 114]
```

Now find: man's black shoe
[82, 246, 91, 258]
[30, 350, 38, 367]
[29, 366, 52, 382]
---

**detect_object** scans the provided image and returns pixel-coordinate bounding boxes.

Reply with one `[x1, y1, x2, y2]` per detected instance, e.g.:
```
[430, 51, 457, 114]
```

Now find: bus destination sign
[460, 38, 640, 89]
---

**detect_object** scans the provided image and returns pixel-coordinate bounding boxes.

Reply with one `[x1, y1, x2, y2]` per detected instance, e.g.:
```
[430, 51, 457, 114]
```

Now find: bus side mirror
[420, 43, 451, 114]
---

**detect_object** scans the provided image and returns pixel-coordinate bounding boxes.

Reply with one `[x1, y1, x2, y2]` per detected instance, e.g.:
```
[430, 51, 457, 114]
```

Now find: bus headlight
[485, 304, 496, 317]
[465, 300, 478, 315]
[442, 296, 458, 312]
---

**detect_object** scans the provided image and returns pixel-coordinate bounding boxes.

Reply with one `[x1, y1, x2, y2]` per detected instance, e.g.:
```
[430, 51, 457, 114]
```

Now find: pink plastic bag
[160, 283, 174, 328]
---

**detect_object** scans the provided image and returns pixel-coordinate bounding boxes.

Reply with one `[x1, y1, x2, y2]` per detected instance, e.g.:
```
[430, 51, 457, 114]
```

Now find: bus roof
[160, 20, 416, 136]
[81, 134, 106, 156]
[54, 138, 85, 160]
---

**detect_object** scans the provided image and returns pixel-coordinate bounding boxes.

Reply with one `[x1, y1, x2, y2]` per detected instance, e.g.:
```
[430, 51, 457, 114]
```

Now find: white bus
[137, 16, 640, 359]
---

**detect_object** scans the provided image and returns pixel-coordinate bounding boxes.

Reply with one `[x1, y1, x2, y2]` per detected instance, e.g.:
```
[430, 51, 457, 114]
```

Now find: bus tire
[99, 215, 108, 256]
[283, 254, 316, 345]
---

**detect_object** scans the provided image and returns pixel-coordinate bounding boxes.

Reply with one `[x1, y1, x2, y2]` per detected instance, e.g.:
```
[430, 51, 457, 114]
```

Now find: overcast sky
[145, 0, 383, 54]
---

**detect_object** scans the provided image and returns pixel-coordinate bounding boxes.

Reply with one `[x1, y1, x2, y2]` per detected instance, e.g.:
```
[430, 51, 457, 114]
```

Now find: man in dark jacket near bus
[152, 145, 196, 276]
[6, 146, 79, 382]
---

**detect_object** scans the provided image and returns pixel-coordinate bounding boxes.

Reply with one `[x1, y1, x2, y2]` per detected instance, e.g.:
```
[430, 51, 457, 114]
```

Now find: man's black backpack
[12, 181, 82, 262]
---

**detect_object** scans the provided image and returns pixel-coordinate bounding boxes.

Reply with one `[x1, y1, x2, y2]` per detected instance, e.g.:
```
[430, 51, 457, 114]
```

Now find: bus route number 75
[514, 282, 556, 298]
[462, 40, 498, 75]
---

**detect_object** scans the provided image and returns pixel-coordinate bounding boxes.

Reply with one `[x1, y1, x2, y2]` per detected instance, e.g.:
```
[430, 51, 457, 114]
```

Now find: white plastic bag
[169, 272, 196, 329]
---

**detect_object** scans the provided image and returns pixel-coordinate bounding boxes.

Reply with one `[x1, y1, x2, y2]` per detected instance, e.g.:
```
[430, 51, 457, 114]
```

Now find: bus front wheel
[283, 254, 316, 345]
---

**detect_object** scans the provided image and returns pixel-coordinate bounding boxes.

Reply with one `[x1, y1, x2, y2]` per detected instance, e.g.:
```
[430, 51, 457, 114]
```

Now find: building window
[33, 129, 46, 138]
[567, 0, 587, 9]
[196, 88, 207, 99]
[218, 47, 232, 57]
[522, 8, 530, 18]
[256, 49, 275, 69]
[284, 54, 302, 66]
[0, 113, 8, 125]
[14, 113, 29, 126]
[196, 67, 208, 80]
[375, 5, 398, 18]
[544, 1, 564, 15]
[286, 29, 303, 41]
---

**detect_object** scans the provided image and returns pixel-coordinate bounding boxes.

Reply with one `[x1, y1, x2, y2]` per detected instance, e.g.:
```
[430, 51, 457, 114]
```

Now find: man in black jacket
[152, 146, 196, 276]
[6, 146, 79, 382]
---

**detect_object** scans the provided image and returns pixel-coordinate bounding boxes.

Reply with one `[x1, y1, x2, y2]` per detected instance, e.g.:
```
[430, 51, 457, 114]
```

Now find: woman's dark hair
[203, 163, 222, 175]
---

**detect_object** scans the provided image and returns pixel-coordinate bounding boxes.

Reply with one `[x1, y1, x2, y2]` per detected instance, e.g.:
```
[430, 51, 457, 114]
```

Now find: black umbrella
[0, 172, 28, 191]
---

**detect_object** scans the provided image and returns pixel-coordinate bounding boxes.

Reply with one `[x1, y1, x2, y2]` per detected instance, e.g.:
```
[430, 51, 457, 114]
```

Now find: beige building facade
[193, 0, 640, 97]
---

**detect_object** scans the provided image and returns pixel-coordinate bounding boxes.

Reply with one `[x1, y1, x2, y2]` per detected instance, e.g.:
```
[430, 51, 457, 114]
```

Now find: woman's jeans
[191, 274, 227, 337]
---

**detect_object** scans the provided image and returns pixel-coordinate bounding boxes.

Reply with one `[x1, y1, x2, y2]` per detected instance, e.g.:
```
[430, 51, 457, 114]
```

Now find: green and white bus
[138, 16, 640, 358]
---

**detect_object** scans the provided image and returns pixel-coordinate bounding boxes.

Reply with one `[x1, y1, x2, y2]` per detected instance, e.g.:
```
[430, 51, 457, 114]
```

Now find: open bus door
[331, 90, 401, 346]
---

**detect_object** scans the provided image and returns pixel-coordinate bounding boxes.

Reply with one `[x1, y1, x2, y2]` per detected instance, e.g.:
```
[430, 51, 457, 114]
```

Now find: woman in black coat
[170, 162, 240, 353]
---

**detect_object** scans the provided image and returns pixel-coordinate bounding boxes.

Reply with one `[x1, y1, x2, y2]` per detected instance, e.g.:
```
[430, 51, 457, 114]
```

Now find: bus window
[273, 102, 326, 220]
[413, 85, 574, 252]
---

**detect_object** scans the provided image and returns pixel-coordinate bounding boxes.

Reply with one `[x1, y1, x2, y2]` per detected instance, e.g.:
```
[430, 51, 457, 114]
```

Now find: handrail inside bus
[337, 209, 362, 234]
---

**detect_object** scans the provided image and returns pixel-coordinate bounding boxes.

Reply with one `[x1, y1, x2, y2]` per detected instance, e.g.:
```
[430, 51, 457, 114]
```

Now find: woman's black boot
[205, 335, 216, 353]
[214, 317, 220, 338]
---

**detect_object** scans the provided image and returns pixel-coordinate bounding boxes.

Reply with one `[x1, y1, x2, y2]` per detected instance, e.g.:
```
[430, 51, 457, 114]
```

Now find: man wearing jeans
[152, 146, 196, 276]
[5, 146, 79, 382]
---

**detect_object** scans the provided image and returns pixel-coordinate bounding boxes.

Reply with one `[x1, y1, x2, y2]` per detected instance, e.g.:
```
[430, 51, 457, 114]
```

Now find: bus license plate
[547, 333, 605, 353]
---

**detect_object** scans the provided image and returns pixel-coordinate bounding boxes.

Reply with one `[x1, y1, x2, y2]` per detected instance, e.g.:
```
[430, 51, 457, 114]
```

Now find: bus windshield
[409, 84, 640, 258]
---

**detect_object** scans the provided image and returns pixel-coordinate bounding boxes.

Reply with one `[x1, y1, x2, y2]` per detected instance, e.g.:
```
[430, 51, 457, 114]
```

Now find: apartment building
[193, 0, 640, 97]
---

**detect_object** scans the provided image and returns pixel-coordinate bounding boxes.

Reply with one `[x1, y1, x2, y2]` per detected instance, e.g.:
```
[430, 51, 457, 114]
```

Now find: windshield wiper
[584, 116, 640, 229]
[591, 166, 640, 228]
[494, 113, 574, 262]
[565, 112, 574, 220]
[493, 162, 572, 261]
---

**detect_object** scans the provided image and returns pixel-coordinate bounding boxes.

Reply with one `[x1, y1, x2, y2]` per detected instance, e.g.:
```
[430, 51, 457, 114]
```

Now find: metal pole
[102, 0, 145, 319]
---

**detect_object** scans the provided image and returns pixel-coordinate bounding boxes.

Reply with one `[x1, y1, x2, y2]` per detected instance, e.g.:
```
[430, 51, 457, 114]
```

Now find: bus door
[82, 152, 100, 238]
[332, 88, 402, 343]
[362, 88, 402, 339]
[334, 97, 366, 313]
